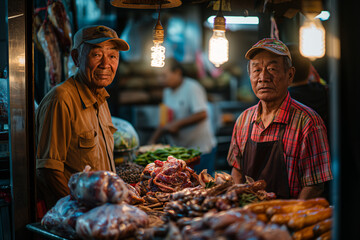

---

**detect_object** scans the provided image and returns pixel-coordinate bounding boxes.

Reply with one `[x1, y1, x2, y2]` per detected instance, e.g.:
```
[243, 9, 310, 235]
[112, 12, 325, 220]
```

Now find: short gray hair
[75, 43, 88, 60]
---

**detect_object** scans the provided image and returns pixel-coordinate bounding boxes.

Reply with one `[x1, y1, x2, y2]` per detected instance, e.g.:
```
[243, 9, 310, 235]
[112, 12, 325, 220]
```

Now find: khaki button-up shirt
[36, 75, 116, 181]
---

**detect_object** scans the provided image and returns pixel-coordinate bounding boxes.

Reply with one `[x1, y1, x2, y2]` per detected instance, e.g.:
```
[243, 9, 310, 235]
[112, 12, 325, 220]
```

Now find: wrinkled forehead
[90, 40, 120, 50]
[80, 41, 120, 54]
[250, 51, 284, 66]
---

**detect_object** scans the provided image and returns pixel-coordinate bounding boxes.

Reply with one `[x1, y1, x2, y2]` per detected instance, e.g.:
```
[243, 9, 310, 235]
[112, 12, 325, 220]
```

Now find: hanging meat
[36, 20, 62, 88]
[47, 0, 73, 79]
[47, 1, 72, 55]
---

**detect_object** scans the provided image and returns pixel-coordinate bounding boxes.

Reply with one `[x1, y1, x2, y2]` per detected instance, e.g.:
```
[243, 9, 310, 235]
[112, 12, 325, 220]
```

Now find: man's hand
[298, 183, 325, 199]
[163, 121, 180, 134]
[148, 110, 207, 144]
[231, 167, 243, 184]
[37, 168, 70, 208]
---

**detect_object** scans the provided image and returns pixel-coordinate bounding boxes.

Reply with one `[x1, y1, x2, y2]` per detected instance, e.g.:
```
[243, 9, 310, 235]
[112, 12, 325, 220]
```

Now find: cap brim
[85, 37, 130, 51]
[245, 46, 289, 60]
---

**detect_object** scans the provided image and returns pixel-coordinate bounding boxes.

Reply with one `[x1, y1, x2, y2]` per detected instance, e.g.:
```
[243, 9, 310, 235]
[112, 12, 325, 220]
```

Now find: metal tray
[26, 223, 70, 240]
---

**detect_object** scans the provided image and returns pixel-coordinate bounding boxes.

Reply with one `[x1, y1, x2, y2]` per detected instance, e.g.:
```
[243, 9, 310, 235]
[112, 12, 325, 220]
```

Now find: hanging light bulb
[299, 0, 325, 60]
[151, 6, 165, 68]
[208, 0, 228, 67]
[299, 16, 325, 60]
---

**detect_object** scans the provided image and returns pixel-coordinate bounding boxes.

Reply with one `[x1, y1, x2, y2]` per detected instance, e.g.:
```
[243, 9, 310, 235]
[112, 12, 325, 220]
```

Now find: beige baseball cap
[73, 25, 130, 51]
[245, 38, 291, 60]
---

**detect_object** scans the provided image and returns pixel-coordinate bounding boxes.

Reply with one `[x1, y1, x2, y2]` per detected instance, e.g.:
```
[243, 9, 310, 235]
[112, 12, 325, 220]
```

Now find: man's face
[78, 41, 119, 90]
[249, 50, 294, 103]
[162, 67, 182, 89]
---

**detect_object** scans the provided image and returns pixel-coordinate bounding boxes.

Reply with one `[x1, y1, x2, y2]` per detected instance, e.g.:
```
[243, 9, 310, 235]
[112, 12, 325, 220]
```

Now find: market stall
[27, 154, 334, 240]
[2, 0, 354, 239]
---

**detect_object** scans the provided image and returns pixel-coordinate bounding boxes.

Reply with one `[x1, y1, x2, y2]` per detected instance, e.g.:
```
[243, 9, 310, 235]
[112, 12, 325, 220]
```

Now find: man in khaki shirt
[36, 25, 130, 208]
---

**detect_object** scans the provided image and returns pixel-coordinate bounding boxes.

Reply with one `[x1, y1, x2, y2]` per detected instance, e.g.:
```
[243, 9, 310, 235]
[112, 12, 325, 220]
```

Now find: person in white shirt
[149, 58, 217, 175]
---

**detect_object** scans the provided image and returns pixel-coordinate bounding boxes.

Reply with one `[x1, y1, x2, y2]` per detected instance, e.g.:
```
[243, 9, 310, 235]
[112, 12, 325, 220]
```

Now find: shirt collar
[252, 92, 292, 125]
[73, 73, 110, 109]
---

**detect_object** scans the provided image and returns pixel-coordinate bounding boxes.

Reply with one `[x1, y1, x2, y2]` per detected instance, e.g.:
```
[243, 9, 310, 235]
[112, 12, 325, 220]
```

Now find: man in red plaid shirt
[227, 38, 333, 199]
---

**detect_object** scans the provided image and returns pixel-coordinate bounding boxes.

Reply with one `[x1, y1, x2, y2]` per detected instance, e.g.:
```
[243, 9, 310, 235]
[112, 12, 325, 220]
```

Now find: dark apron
[240, 120, 290, 199]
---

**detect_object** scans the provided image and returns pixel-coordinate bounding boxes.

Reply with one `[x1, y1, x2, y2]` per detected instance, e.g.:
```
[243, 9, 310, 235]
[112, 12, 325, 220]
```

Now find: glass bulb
[299, 18, 325, 59]
[209, 30, 229, 67]
[151, 42, 166, 68]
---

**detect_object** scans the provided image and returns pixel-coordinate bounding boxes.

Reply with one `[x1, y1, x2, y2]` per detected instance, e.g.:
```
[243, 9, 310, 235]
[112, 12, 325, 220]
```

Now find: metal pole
[7, 0, 36, 238]
[326, 0, 340, 239]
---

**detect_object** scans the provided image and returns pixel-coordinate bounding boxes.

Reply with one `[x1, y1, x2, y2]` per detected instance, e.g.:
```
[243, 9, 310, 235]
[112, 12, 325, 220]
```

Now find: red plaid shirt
[227, 93, 333, 198]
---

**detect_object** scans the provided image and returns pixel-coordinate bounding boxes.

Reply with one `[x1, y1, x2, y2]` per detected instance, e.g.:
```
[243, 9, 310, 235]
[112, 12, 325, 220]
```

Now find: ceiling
[109, 0, 321, 19]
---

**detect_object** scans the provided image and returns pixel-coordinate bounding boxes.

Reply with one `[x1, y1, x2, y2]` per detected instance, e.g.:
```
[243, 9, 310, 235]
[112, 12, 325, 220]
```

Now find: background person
[149, 58, 217, 176]
[227, 38, 333, 199]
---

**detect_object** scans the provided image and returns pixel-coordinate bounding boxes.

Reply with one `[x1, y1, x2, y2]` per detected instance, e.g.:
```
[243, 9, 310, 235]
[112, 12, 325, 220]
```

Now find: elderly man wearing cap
[227, 38, 332, 199]
[35, 25, 129, 208]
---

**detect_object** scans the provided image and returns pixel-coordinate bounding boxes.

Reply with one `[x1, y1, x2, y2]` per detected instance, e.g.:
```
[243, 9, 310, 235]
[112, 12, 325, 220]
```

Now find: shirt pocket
[78, 129, 98, 149]
[108, 123, 117, 135]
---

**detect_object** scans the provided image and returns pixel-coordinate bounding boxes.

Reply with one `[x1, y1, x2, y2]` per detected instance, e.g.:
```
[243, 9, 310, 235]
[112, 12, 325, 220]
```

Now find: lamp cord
[157, 0, 162, 21]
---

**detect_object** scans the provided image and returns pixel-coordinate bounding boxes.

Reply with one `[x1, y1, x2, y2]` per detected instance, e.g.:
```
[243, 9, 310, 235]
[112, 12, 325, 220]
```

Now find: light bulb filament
[151, 42, 166, 68]
[209, 30, 229, 67]
[299, 18, 325, 59]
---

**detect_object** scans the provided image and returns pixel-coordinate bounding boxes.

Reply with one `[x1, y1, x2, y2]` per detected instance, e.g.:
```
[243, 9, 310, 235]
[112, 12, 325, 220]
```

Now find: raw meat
[76, 203, 149, 239]
[41, 195, 88, 239]
[68, 169, 128, 208]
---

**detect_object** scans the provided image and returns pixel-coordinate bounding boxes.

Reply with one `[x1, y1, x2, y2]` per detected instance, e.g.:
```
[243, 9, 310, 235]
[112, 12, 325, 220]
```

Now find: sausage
[244, 199, 301, 214]
[313, 218, 333, 237]
[266, 198, 329, 216]
[316, 230, 332, 240]
[288, 207, 333, 230]
[270, 207, 322, 225]
[256, 213, 268, 222]
[293, 223, 318, 240]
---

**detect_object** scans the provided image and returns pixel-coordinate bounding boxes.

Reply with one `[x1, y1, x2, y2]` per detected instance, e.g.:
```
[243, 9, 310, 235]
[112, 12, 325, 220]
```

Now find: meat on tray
[41, 195, 89, 239]
[68, 167, 128, 208]
[76, 203, 149, 240]
[125, 183, 145, 205]
[136, 156, 200, 195]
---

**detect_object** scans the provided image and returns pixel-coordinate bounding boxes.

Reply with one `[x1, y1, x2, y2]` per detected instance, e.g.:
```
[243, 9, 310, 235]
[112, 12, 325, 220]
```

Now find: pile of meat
[139, 208, 292, 240]
[135, 156, 199, 195]
[163, 174, 276, 221]
[41, 167, 149, 239]
[41, 158, 293, 240]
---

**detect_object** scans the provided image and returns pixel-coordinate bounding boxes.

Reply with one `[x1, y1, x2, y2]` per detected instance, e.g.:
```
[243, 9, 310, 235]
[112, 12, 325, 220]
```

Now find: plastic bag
[68, 168, 128, 208]
[41, 195, 88, 239]
[112, 117, 139, 152]
[76, 203, 149, 240]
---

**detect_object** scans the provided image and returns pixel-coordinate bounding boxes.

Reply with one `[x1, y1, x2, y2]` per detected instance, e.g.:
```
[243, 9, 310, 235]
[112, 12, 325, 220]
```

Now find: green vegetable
[238, 193, 259, 207]
[134, 146, 201, 165]
[205, 181, 215, 189]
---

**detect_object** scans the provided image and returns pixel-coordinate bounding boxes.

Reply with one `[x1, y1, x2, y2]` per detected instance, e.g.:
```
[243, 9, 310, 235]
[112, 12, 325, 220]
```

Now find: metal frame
[7, 0, 36, 238]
